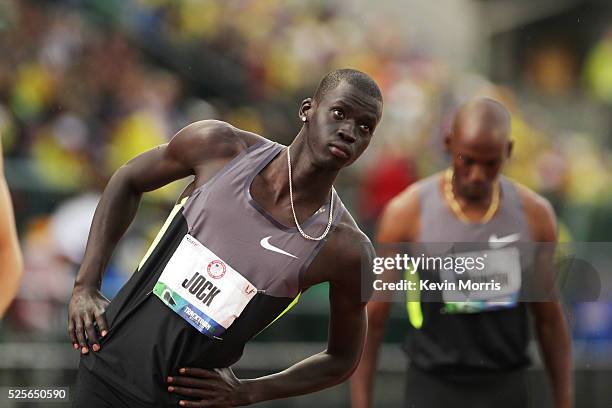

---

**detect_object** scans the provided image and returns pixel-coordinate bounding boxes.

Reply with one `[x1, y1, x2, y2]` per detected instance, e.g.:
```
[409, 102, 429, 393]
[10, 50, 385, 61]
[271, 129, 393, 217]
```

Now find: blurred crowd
[0, 0, 611, 342]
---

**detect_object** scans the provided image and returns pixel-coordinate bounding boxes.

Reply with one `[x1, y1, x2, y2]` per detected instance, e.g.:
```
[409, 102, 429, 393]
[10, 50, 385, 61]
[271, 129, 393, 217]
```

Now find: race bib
[153, 234, 258, 338]
[439, 247, 522, 314]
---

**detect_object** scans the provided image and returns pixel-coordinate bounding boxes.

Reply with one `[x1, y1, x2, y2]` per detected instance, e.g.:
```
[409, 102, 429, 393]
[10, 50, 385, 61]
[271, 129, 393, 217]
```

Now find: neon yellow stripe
[405, 267, 423, 329]
[138, 196, 189, 271]
[256, 293, 301, 336]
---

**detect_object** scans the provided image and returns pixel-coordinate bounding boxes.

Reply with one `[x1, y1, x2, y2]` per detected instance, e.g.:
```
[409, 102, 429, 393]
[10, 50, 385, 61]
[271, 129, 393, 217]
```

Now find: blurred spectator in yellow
[584, 29, 612, 105]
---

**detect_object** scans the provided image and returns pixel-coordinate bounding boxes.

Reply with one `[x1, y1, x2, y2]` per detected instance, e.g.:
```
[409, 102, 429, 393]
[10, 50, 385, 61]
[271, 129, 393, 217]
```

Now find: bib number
[153, 234, 257, 338]
[440, 247, 522, 314]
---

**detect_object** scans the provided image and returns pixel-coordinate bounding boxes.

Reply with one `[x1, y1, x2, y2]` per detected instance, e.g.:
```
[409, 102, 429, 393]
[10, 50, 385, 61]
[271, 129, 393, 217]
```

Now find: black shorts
[73, 361, 152, 408]
[404, 366, 529, 408]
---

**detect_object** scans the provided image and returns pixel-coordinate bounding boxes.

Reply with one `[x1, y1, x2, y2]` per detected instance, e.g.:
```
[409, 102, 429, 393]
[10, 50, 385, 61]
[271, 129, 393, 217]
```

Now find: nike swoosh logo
[489, 233, 521, 248]
[260, 236, 298, 259]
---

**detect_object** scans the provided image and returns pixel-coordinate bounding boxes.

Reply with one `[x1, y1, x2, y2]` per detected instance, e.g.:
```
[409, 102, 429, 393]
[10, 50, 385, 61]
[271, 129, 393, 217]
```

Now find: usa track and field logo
[207, 260, 226, 279]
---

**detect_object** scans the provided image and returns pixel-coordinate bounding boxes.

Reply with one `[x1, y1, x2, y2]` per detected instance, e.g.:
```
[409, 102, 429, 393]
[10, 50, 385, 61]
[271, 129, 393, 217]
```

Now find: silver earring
[301, 116, 307, 122]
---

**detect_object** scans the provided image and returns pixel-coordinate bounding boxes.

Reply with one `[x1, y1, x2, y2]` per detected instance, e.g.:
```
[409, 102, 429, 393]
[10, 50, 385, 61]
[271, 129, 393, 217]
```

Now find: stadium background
[1, 0, 612, 406]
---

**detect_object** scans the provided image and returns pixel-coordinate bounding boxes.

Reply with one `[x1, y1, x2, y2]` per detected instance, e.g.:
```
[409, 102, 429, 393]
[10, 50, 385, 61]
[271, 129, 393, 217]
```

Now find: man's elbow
[110, 165, 142, 195]
[324, 351, 362, 385]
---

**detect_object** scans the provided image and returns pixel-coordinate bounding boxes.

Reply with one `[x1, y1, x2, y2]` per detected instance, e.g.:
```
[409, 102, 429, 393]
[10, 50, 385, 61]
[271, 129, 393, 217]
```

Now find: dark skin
[68, 80, 382, 406]
[351, 98, 572, 408]
[447, 99, 513, 203]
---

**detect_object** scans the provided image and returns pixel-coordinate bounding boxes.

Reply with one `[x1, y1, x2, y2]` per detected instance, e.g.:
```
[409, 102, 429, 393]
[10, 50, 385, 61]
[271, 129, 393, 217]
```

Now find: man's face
[449, 127, 511, 200]
[303, 81, 382, 170]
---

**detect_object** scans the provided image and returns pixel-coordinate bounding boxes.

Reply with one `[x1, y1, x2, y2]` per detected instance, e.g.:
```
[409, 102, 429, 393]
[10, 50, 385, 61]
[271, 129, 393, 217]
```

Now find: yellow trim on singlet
[256, 292, 302, 336]
[138, 196, 189, 271]
[405, 266, 423, 329]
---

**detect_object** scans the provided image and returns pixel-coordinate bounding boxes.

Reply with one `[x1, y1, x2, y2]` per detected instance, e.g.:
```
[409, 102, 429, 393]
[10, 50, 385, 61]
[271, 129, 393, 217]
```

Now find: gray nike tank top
[404, 173, 533, 375]
[81, 139, 346, 407]
[180, 138, 344, 298]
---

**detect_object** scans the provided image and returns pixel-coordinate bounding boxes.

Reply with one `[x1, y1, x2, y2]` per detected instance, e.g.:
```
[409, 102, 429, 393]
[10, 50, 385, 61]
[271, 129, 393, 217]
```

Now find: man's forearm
[0, 246, 22, 315]
[0, 177, 23, 316]
[350, 326, 384, 407]
[350, 302, 390, 408]
[75, 167, 142, 288]
[536, 308, 573, 408]
[241, 350, 357, 405]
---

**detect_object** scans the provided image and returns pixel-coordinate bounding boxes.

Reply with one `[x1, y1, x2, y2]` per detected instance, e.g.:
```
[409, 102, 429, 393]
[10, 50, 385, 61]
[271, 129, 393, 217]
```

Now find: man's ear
[298, 98, 313, 122]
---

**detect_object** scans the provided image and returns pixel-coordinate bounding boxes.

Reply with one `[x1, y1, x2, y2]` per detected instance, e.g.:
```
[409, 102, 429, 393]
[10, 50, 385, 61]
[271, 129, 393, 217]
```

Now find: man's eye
[459, 155, 473, 165]
[332, 109, 344, 120]
[360, 124, 371, 132]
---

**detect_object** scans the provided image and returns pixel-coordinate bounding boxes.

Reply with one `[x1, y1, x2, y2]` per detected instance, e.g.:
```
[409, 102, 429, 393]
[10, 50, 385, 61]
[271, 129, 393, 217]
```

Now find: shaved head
[446, 98, 513, 200]
[451, 98, 511, 144]
[313, 69, 383, 107]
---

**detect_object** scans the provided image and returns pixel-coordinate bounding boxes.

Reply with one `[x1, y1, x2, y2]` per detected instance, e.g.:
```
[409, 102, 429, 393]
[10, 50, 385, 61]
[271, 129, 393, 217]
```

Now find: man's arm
[244, 239, 371, 404]
[521, 188, 572, 408]
[0, 140, 23, 317]
[350, 186, 420, 408]
[531, 301, 572, 408]
[68, 120, 247, 354]
[168, 224, 375, 406]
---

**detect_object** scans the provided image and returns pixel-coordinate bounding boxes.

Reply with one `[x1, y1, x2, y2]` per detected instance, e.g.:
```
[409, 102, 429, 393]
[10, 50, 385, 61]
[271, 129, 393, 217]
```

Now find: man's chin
[462, 186, 488, 200]
[314, 153, 350, 170]
[320, 161, 346, 171]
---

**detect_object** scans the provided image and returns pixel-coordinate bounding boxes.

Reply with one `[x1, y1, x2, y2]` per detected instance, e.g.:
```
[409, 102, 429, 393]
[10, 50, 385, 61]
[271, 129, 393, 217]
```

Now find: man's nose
[338, 123, 357, 143]
[467, 165, 486, 183]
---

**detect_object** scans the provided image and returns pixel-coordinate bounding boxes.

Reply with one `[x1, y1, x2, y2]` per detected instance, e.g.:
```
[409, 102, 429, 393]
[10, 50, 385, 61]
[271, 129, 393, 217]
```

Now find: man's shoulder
[509, 178, 557, 241]
[334, 212, 372, 247]
[299, 206, 371, 289]
[383, 172, 441, 215]
[385, 180, 421, 216]
[307, 209, 370, 276]
[510, 179, 555, 218]
[320, 212, 372, 273]
[174, 120, 267, 150]
[166, 120, 269, 168]
[375, 174, 437, 243]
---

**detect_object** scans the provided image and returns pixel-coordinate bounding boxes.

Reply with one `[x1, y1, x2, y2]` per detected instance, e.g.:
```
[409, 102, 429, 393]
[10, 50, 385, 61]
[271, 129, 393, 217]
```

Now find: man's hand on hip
[167, 367, 250, 407]
[67, 285, 110, 354]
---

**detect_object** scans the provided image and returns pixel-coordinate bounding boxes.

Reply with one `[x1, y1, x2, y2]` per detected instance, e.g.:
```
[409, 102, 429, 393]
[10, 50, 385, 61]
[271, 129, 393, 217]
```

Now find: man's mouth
[464, 183, 488, 198]
[328, 143, 350, 159]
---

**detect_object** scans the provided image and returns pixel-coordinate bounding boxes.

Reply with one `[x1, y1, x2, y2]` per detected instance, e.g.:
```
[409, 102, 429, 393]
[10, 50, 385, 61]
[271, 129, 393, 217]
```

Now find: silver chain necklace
[287, 146, 334, 241]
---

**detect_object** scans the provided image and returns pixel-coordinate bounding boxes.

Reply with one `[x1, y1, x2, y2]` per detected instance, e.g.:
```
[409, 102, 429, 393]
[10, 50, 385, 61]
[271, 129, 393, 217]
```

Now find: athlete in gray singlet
[352, 98, 572, 408]
[68, 69, 384, 407]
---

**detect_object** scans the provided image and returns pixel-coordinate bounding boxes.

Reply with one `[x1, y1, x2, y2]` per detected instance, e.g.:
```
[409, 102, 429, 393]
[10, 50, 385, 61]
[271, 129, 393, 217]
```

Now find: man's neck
[451, 178, 496, 213]
[264, 132, 338, 206]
